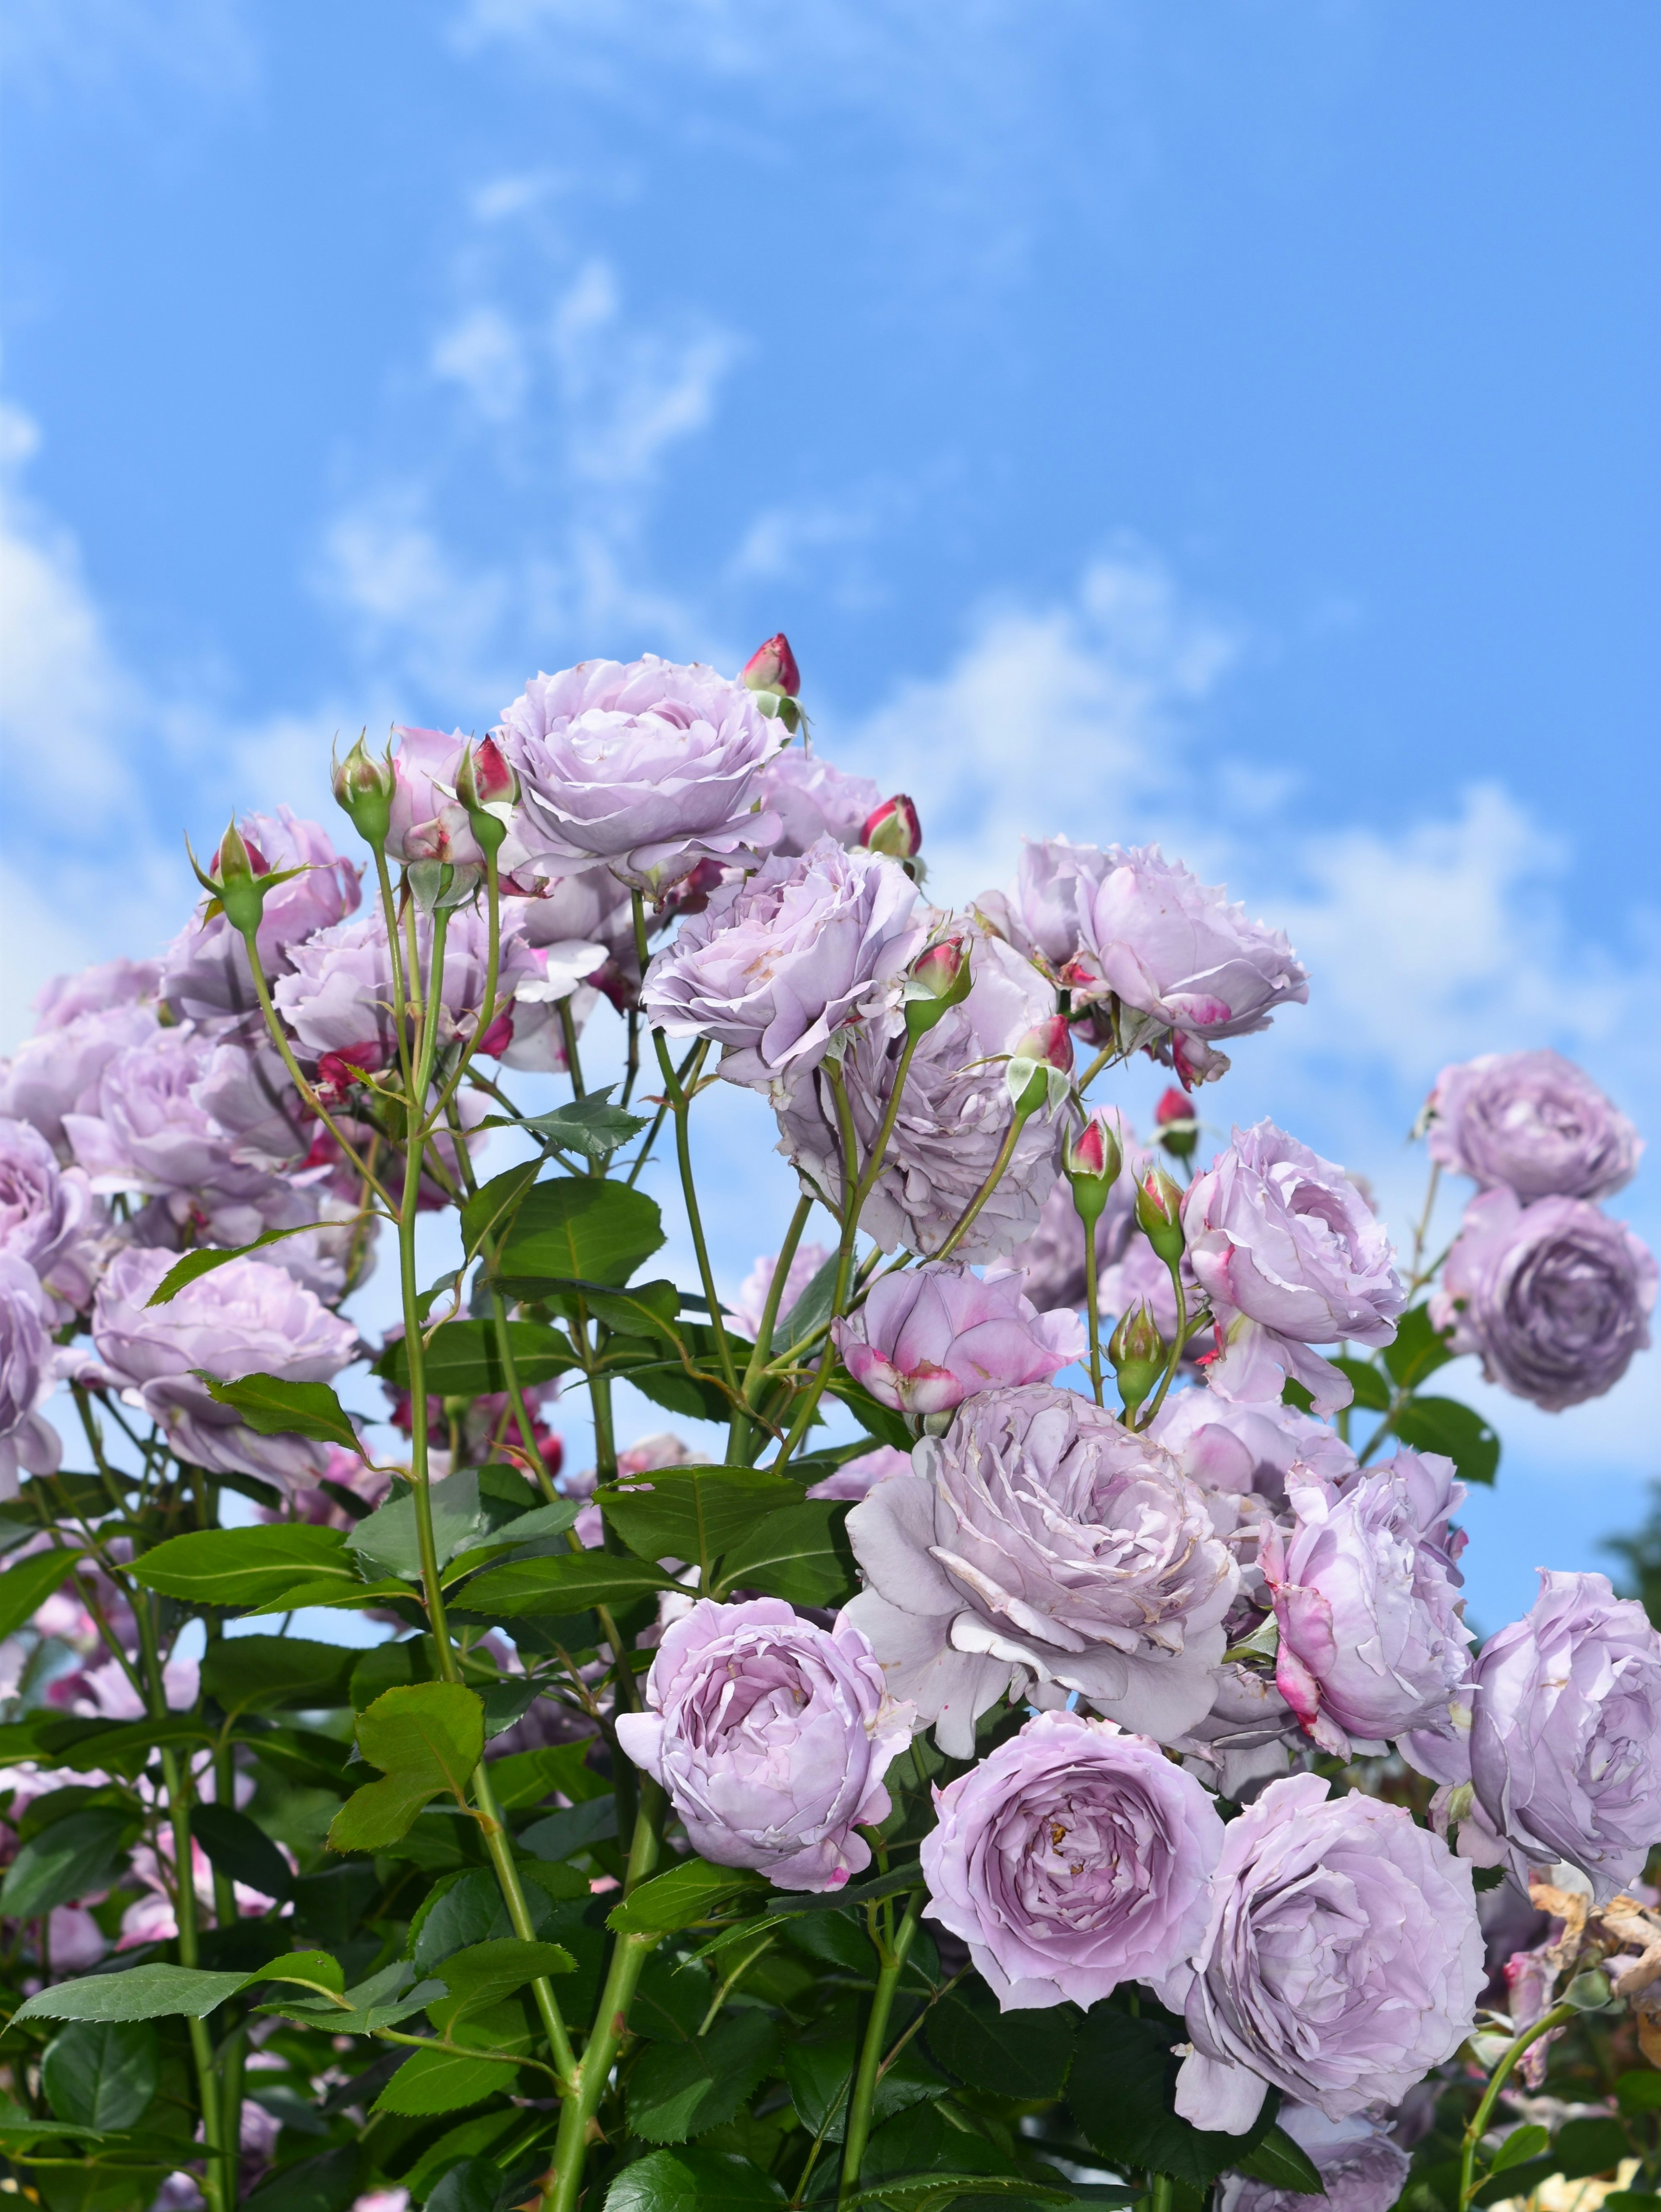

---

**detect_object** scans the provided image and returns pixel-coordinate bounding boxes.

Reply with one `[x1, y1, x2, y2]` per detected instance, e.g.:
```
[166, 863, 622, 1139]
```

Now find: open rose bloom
[3, 631, 1656, 2212]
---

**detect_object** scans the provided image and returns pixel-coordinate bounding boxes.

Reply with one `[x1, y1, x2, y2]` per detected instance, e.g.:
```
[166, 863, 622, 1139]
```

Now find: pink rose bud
[455, 737, 519, 857]
[1007, 1015, 1075, 1119]
[192, 819, 276, 937]
[330, 733, 397, 851]
[1135, 1165, 1186, 1265]
[1109, 1301, 1167, 1422]
[1154, 1085, 1200, 1161]
[904, 935, 972, 1037]
[861, 794, 922, 860]
[1065, 1113, 1124, 1226]
[741, 632, 801, 697]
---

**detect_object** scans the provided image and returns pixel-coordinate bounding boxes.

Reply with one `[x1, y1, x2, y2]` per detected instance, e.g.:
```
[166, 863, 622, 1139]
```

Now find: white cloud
[431, 305, 530, 424]
[1, 0, 257, 106]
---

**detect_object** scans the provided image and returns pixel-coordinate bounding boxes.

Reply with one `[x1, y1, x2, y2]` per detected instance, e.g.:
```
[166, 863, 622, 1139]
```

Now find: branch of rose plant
[837, 1895, 923, 2211]
[372, 848, 419, 1107]
[1408, 1160, 1442, 1289]
[470, 1756, 578, 2089]
[422, 848, 505, 1137]
[767, 1062, 866, 1470]
[1458, 2000, 1582, 2212]
[732, 1192, 816, 1463]
[1137, 1268, 1193, 1431]
[930, 1093, 1043, 1264]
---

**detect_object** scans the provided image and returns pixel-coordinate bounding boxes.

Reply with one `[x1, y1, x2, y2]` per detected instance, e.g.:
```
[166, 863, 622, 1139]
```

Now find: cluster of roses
[2, 636, 1659, 2210]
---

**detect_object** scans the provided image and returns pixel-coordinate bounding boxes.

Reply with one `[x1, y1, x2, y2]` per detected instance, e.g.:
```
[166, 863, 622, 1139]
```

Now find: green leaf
[200, 1635, 359, 1714]
[783, 2033, 946, 2147]
[604, 2148, 786, 2211]
[349, 1470, 496, 1579]
[1233, 2125, 1328, 2193]
[192, 1803, 294, 1900]
[0, 1544, 85, 1641]
[461, 1550, 674, 1616]
[627, 2011, 781, 2144]
[0, 1807, 135, 1917]
[144, 1223, 337, 1306]
[376, 1319, 580, 1398]
[1330, 1358, 1391, 1412]
[621, 1354, 734, 1425]
[487, 1088, 648, 1161]
[131, 1525, 356, 1608]
[1392, 1396, 1501, 1485]
[845, 2181, 1071, 2210]
[1555, 2117, 1630, 2179]
[774, 1251, 842, 1350]
[600, 1464, 802, 1578]
[433, 1938, 575, 2016]
[1490, 2126, 1551, 2174]
[825, 1375, 914, 1452]
[559, 1277, 683, 1339]
[372, 2045, 521, 2116]
[242, 1574, 416, 1618]
[494, 1177, 666, 1294]
[41, 2021, 159, 2132]
[425, 2157, 505, 2212]
[923, 1980, 1077, 2100]
[1385, 1303, 1457, 1388]
[714, 1499, 858, 1605]
[196, 1372, 361, 1452]
[606, 1859, 767, 1936]
[1617, 2071, 1661, 2117]
[328, 1682, 486, 1852]
[1067, 2007, 1282, 2185]
[15, 1963, 260, 2023]
[242, 2145, 365, 2212]
[516, 1797, 618, 1862]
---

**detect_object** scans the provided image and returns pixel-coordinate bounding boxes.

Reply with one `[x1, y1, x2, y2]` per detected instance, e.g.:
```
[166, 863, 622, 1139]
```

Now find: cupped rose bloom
[1430, 1187, 1655, 1411]
[33, 959, 162, 1029]
[977, 837, 1115, 978]
[730, 1241, 832, 1342]
[1220, 2107, 1410, 2212]
[1259, 1461, 1472, 1758]
[920, 1709, 1225, 2010]
[161, 809, 361, 1021]
[191, 1028, 309, 1174]
[1149, 1388, 1359, 1512]
[997, 1109, 1143, 1312]
[273, 902, 540, 1063]
[0, 1257, 62, 1501]
[0, 1000, 160, 1155]
[1183, 1121, 1405, 1416]
[643, 839, 927, 1092]
[385, 726, 492, 867]
[498, 655, 783, 893]
[1067, 847, 1309, 1086]
[844, 1384, 1237, 1756]
[1173, 1771, 1484, 2133]
[1465, 1570, 1661, 1903]
[832, 1261, 1086, 1419]
[758, 748, 883, 857]
[805, 1444, 911, 1503]
[775, 928, 1063, 1265]
[1427, 1049, 1642, 1204]
[0, 1117, 111, 1319]
[90, 1247, 359, 1487]
[615, 1596, 914, 1891]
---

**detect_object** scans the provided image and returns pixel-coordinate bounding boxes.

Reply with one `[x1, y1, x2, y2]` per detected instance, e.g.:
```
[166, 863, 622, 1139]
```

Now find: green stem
[1148, 2175, 1173, 2212]
[489, 1286, 557, 1503]
[837, 1897, 921, 2209]
[1083, 1210, 1104, 1408]
[543, 1785, 666, 2212]
[557, 999, 585, 1098]
[769, 1066, 864, 1470]
[931, 1100, 1037, 1263]
[1459, 2003, 1579, 2211]
[471, 1758, 577, 2089]
[425, 849, 503, 1135]
[731, 1193, 814, 1464]
[1137, 1265, 1189, 1431]
[373, 849, 418, 1106]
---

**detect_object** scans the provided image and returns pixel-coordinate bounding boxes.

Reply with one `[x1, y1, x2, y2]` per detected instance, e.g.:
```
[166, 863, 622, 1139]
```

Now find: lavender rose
[273, 902, 539, 1063]
[1431, 1187, 1655, 1410]
[0, 1001, 160, 1156]
[805, 1444, 911, 1502]
[1464, 1570, 1661, 1903]
[0, 1117, 110, 1320]
[614, 1596, 913, 1891]
[775, 928, 1063, 1264]
[730, 1241, 832, 1342]
[1427, 1049, 1641, 1204]
[1183, 1121, 1405, 1415]
[1259, 1459, 1472, 1757]
[920, 1708, 1224, 2010]
[160, 809, 361, 1022]
[0, 1257, 62, 1500]
[843, 1383, 1237, 1755]
[1149, 1388, 1358, 1512]
[498, 654, 783, 894]
[33, 959, 162, 1029]
[1174, 1772, 1484, 2132]
[90, 1247, 359, 1487]
[1220, 2107, 1410, 2212]
[832, 1261, 1086, 1419]
[757, 748, 883, 856]
[977, 836, 1113, 978]
[642, 838, 927, 1092]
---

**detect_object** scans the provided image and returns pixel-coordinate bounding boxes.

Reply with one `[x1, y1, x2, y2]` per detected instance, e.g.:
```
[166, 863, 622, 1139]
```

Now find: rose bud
[331, 733, 397, 851]
[1109, 1300, 1166, 1422]
[903, 934, 972, 1037]
[455, 737, 519, 858]
[741, 632, 802, 730]
[1006, 1015, 1075, 1117]
[1154, 1085, 1200, 1160]
[1064, 1112, 1123, 1228]
[862, 793, 922, 861]
[190, 819, 278, 937]
[1136, 1165, 1186, 1263]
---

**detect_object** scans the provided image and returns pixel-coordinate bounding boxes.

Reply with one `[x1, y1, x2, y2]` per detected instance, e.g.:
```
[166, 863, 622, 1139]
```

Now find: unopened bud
[741, 632, 802, 731]
[1006, 1016, 1074, 1118]
[455, 737, 518, 857]
[903, 936, 972, 1037]
[1154, 1085, 1200, 1161]
[862, 794, 922, 860]
[1109, 1303, 1166, 1422]
[1566, 1971, 1614, 2012]
[1135, 1166, 1185, 1264]
[192, 819, 273, 937]
[331, 733, 396, 851]
[1065, 1114, 1123, 1226]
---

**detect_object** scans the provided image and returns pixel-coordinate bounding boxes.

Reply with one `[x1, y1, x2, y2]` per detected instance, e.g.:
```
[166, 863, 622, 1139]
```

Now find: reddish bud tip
[210, 825, 269, 883]
[1135, 1165, 1186, 1263]
[1015, 1016, 1075, 1076]
[862, 793, 922, 860]
[460, 735, 517, 811]
[1109, 1302, 1167, 1420]
[1154, 1087, 1193, 1126]
[741, 632, 801, 697]
[1154, 1085, 1200, 1159]
[910, 937, 966, 998]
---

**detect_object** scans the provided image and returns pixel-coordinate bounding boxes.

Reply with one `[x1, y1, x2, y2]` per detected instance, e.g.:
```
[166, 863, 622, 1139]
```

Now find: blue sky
[3, 0, 1658, 1630]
